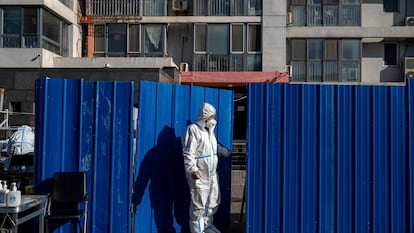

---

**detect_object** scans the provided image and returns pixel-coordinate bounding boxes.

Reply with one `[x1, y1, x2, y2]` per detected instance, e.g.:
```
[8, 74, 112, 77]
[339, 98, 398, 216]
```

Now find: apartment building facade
[0, 0, 414, 126]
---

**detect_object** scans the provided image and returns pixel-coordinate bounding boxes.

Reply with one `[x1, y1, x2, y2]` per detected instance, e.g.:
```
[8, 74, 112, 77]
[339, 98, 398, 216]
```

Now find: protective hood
[195, 102, 216, 128]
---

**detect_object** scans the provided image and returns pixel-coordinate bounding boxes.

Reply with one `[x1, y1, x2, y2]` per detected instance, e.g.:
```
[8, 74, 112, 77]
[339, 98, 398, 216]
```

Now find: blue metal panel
[336, 85, 353, 233]
[319, 85, 335, 233]
[283, 84, 301, 233]
[92, 82, 112, 232]
[409, 80, 414, 233]
[78, 81, 96, 233]
[134, 81, 157, 233]
[372, 86, 389, 233]
[190, 85, 206, 121]
[151, 83, 175, 232]
[264, 84, 283, 233]
[35, 78, 134, 233]
[390, 87, 406, 233]
[300, 85, 318, 233]
[134, 81, 233, 232]
[110, 82, 133, 233]
[172, 85, 192, 233]
[215, 89, 233, 229]
[246, 84, 265, 233]
[61, 80, 80, 171]
[354, 86, 371, 233]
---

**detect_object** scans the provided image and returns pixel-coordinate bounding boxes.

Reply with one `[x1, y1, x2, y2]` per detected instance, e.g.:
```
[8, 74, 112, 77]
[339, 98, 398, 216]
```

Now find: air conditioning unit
[405, 57, 414, 79]
[287, 12, 293, 25]
[172, 0, 188, 11]
[285, 65, 293, 77]
[406, 17, 414, 26]
[180, 62, 189, 72]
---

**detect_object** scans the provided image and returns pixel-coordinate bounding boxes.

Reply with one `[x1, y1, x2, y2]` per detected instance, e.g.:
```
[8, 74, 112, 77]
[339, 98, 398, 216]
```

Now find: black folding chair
[45, 172, 88, 233]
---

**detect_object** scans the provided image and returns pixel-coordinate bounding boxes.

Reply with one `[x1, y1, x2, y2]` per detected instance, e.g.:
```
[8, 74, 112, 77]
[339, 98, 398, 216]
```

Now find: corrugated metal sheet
[247, 81, 414, 233]
[133, 81, 233, 233]
[35, 78, 134, 233]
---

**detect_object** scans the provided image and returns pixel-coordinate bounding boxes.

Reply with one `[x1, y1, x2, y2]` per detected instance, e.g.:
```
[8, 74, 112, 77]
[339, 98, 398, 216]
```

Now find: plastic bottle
[3, 182, 8, 194]
[0, 181, 6, 207]
[7, 182, 21, 207]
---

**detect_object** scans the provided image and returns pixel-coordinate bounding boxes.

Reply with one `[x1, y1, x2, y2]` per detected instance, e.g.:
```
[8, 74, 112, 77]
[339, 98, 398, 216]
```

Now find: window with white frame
[289, 39, 360, 82]
[93, 23, 165, 57]
[193, 23, 261, 71]
[290, 0, 360, 26]
[193, 0, 261, 16]
[143, 24, 165, 56]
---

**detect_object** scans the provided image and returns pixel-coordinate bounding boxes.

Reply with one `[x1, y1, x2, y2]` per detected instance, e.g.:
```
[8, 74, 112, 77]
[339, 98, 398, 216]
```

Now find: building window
[144, 0, 164, 16]
[129, 24, 140, 54]
[24, 8, 39, 48]
[384, 0, 398, 12]
[193, 23, 262, 71]
[341, 39, 360, 81]
[289, 39, 361, 82]
[208, 24, 229, 54]
[194, 24, 207, 53]
[0, 7, 67, 55]
[143, 24, 165, 56]
[2, 7, 22, 48]
[93, 25, 105, 56]
[247, 24, 261, 52]
[231, 24, 244, 53]
[290, 0, 360, 26]
[193, 0, 261, 16]
[93, 24, 165, 57]
[108, 24, 127, 56]
[42, 10, 63, 54]
[384, 43, 397, 66]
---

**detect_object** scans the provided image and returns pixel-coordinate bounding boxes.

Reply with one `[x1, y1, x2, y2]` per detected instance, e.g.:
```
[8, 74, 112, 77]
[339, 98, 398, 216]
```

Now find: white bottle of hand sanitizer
[7, 182, 21, 207]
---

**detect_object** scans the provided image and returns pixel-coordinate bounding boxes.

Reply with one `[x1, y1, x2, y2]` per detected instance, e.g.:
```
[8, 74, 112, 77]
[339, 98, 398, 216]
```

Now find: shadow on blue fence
[134, 126, 191, 233]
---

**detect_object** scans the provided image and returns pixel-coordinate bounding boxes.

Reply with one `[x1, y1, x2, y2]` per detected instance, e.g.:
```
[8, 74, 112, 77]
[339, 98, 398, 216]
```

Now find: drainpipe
[0, 88, 4, 111]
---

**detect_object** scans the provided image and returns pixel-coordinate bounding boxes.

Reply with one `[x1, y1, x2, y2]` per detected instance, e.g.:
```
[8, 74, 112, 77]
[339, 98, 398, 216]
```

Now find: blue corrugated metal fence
[133, 81, 233, 233]
[35, 78, 233, 233]
[35, 78, 134, 233]
[247, 81, 414, 233]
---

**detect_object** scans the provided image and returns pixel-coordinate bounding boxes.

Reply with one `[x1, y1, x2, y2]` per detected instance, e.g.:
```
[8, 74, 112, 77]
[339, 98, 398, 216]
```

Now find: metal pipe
[0, 88, 4, 111]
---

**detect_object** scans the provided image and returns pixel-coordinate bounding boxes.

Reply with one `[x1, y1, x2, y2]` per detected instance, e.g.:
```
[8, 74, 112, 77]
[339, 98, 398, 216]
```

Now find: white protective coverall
[7, 125, 35, 156]
[181, 103, 221, 233]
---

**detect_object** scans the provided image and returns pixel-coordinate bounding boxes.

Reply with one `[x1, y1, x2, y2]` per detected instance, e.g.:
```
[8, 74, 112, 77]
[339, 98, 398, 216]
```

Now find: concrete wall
[262, 0, 287, 72]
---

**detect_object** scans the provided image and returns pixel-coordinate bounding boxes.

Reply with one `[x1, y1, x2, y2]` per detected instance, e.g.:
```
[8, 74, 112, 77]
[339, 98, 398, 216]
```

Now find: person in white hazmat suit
[181, 102, 230, 233]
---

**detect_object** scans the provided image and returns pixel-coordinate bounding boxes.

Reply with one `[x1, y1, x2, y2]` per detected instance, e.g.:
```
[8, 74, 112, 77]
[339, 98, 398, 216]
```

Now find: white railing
[89, 0, 141, 16]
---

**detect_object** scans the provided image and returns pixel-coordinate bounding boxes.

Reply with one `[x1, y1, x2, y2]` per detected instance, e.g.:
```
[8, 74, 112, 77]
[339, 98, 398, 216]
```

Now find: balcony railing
[193, 54, 260, 71]
[88, 0, 140, 16]
[0, 35, 40, 49]
[87, 0, 260, 16]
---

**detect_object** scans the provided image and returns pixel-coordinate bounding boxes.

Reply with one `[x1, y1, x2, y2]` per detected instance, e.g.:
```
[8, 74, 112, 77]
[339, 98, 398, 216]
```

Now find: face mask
[205, 119, 217, 130]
